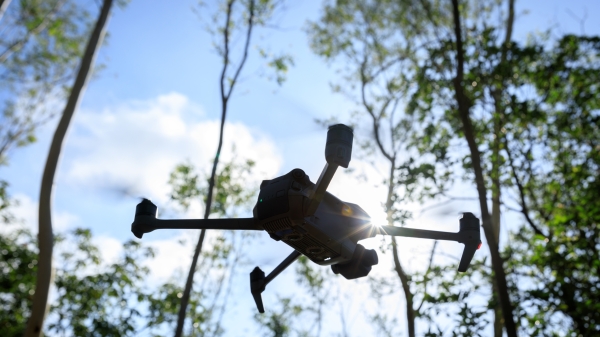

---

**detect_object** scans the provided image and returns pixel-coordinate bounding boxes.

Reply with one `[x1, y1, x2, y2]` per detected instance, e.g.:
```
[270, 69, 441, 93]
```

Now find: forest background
[0, 0, 598, 336]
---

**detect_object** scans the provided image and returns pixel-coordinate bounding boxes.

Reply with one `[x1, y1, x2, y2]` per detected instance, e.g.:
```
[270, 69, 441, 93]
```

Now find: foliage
[0, 0, 93, 164]
[168, 153, 259, 335]
[499, 35, 600, 335]
[0, 226, 189, 336]
[169, 154, 257, 217]
[254, 297, 300, 337]
[309, 0, 600, 336]
[411, 27, 600, 336]
[48, 229, 156, 336]
[0, 227, 37, 336]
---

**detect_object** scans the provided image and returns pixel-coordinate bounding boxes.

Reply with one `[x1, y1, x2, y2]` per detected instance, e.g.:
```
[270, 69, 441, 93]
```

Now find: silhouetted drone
[131, 124, 481, 313]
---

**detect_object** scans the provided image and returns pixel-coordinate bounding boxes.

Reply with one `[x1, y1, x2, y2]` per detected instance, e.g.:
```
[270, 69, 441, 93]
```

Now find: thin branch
[417, 241, 437, 312]
[218, 0, 235, 104]
[503, 137, 547, 238]
[359, 55, 394, 162]
[224, 0, 255, 100]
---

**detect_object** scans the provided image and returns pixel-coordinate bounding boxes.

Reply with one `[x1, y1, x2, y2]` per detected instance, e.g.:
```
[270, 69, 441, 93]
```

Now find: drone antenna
[305, 124, 353, 216]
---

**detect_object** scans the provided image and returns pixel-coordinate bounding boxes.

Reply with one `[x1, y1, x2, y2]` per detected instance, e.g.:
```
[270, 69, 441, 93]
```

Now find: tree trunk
[392, 238, 415, 337]
[450, 1, 518, 337]
[384, 161, 416, 337]
[24, 1, 113, 336]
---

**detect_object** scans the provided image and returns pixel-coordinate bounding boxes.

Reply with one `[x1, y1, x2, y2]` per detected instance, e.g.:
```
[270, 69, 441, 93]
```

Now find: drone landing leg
[250, 250, 301, 313]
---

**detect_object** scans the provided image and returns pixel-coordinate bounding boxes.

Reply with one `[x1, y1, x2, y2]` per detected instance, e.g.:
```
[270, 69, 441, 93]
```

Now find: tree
[26, 0, 116, 335]
[0, 0, 92, 164]
[306, 0, 600, 336]
[174, 1, 290, 335]
[169, 154, 260, 336]
[47, 229, 156, 336]
[498, 34, 600, 336]
[0, 225, 190, 336]
[308, 2, 462, 336]
[0, 0, 93, 233]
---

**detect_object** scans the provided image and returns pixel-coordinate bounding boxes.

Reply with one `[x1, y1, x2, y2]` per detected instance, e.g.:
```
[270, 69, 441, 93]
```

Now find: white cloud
[1, 193, 79, 235]
[62, 93, 281, 205]
[49, 92, 283, 283]
[62, 92, 282, 205]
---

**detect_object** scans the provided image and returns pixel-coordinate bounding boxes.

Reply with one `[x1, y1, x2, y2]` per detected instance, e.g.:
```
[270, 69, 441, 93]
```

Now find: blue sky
[2, 0, 599, 335]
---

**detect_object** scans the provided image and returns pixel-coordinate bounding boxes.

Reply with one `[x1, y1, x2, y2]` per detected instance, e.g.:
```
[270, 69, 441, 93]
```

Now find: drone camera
[331, 244, 378, 279]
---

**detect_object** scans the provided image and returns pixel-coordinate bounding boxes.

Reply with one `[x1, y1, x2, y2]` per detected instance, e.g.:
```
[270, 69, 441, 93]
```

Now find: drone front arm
[132, 216, 259, 238]
[131, 199, 260, 238]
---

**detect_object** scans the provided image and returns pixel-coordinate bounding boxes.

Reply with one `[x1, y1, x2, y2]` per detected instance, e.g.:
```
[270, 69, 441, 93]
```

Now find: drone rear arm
[376, 213, 482, 272]
[250, 250, 301, 313]
[377, 226, 462, 242]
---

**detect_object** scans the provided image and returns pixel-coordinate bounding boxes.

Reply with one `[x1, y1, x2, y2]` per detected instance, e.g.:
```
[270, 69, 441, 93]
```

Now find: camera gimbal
[131, 124, 481, 313]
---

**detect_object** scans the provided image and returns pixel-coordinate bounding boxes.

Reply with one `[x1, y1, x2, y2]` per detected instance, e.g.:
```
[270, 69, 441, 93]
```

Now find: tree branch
[417, 241, 437, 313]
[503, 137, 547, 238]
[359, 55, 394, 162]
[224, 0, 255, 100]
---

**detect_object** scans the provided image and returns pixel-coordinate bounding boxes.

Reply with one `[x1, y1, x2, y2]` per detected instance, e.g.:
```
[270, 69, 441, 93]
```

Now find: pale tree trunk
[450, 1, 518, 337]
[24, 0, 113, 336]
[173, 1, 256, 336]
[0, 0, 11, 23]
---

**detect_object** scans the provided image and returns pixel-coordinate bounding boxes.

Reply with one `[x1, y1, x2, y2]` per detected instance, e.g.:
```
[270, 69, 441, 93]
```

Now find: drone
[131, 124, 481, 313]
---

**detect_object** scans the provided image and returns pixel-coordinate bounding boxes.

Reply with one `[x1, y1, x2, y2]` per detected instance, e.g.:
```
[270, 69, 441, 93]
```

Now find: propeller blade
[458, 242, 480, 272]
[250, 267, 266, 313]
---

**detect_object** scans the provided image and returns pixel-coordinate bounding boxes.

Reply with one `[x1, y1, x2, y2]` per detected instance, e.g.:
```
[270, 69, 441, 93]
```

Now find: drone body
[131, 124, 481, 313]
